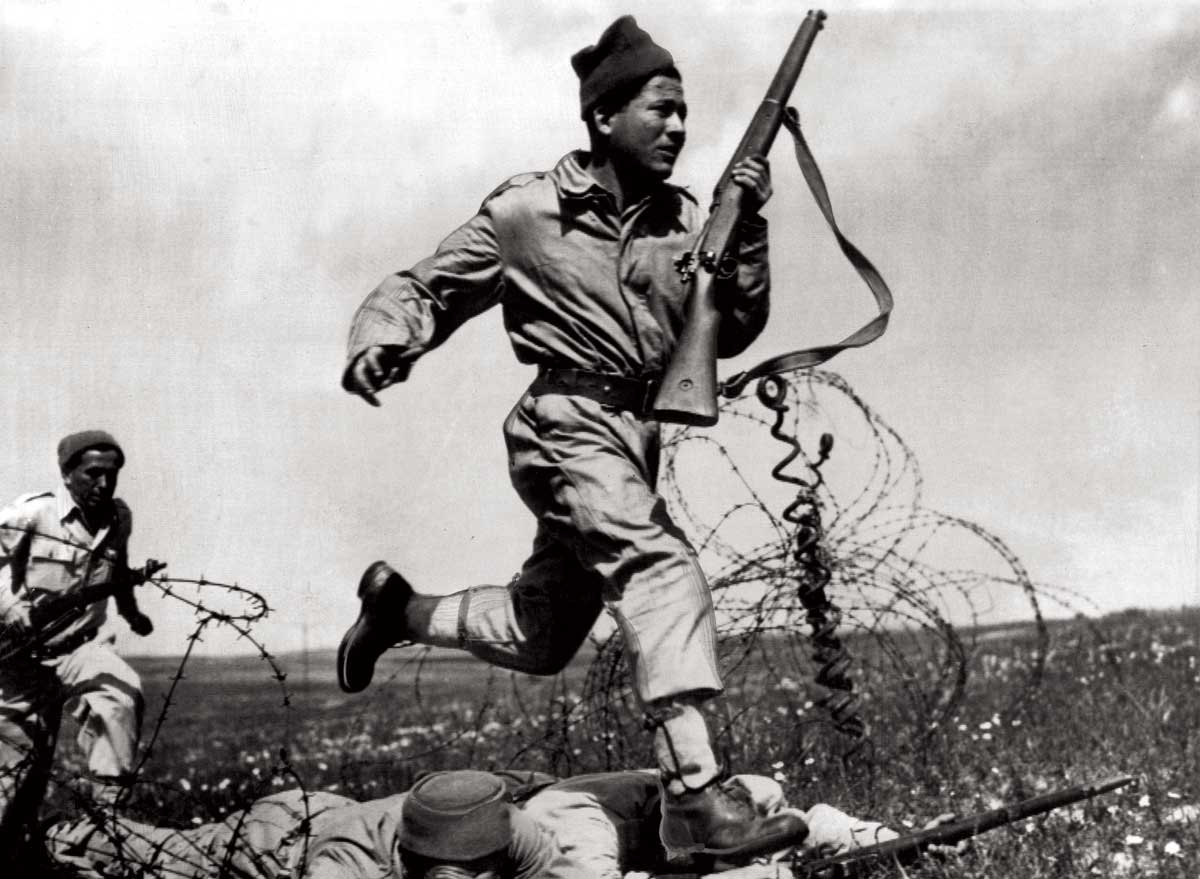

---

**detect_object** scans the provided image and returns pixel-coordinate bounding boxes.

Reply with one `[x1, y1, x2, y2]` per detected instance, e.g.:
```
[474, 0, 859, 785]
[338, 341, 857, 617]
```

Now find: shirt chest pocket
[25, 538, 87, 593]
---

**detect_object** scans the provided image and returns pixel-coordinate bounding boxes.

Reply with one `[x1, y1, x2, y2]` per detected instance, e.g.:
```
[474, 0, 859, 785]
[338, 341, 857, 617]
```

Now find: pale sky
[2, 0, 1197, 656]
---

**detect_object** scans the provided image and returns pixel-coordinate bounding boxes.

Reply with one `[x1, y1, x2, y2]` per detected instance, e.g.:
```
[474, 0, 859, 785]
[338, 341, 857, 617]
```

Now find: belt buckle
[641, 378, 660, 415]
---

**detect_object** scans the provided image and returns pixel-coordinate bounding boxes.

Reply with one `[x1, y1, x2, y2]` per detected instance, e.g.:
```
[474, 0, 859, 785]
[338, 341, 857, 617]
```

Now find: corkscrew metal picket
[756, 375, 867, 757]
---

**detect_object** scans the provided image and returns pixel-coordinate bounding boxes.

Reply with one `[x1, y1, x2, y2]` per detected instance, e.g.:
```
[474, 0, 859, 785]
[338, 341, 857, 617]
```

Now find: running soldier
[336, 15, 797, 857]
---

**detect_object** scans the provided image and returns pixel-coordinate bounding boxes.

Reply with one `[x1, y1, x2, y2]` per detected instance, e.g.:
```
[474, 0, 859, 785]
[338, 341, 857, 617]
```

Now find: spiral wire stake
[756, 375, 868, 762]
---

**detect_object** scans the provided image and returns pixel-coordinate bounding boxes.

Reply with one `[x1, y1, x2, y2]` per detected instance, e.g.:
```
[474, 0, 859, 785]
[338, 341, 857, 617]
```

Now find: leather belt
[530, 368, 661, 415]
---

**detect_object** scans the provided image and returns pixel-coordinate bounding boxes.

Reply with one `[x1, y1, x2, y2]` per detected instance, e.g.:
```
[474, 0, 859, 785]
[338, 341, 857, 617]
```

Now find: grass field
[33, 607, 1200, 877]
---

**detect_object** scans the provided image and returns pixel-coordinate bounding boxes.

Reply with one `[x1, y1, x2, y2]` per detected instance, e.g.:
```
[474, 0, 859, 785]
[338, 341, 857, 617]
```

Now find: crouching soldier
[0, 431, 159, 852]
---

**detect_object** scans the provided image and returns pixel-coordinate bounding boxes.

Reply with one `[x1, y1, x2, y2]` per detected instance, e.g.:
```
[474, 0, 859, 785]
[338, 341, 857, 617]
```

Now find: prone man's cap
[571, 15, 675, 120]
[57, 430, 125, 472]
[398, 770, 513, 861]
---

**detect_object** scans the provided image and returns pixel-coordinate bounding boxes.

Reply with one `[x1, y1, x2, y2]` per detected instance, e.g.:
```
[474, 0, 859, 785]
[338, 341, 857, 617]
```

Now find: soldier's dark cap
[58, 430, 125, 472]
[572, 15, 676, 120]
[397, 770, 512, 861]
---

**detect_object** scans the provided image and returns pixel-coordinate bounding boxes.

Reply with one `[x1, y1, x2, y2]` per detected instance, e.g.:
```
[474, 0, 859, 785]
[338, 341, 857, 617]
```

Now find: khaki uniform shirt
[344, 150, 769, 386]
[0, 485, 131, 650]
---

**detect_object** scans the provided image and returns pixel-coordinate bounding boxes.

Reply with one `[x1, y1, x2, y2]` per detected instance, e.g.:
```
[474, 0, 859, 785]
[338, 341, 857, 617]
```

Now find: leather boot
[660, 777, 809, 860]
[337, 561, 414, 693]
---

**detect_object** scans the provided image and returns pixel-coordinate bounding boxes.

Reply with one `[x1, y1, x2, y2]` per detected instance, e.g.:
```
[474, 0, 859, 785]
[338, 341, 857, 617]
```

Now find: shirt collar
[550, 150, 611, 200]
[550, 150, 694, 207]
[56, 483, 83, 524]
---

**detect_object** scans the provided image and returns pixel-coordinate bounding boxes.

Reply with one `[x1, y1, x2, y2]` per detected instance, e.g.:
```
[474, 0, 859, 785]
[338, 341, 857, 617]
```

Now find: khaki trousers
[454, 388, 722, 705]
[0, 636, 143, 844]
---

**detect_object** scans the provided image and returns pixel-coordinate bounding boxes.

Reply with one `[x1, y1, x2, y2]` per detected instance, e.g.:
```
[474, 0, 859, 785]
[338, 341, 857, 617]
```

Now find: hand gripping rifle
[651, 10, 827, 427]
[794, 774, 1137, 877]
[26, 558, 167, 631]
[653, 10, 895, 427]
[0, 558, 166, 660]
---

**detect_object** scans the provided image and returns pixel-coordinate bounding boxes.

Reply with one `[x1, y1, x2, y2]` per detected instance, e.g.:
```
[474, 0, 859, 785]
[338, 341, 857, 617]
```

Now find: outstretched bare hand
[347, 346, 407, 407]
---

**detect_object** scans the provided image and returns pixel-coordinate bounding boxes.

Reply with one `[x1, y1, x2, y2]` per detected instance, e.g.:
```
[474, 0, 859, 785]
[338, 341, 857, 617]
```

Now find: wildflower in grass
[1124, 834, 1144, 845]
[1163, 840, 1181, 856]
[1166, 804, 1199, 823]
[1110, 851, 1134, 874]
[1137, 794, 1150, 808]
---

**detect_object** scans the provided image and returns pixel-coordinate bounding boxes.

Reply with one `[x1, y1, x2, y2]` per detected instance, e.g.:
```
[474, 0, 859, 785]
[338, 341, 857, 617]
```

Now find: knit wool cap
[398, 770, 512, 861]
[57, 430, 125, 472]
[571, 15, 675, 119]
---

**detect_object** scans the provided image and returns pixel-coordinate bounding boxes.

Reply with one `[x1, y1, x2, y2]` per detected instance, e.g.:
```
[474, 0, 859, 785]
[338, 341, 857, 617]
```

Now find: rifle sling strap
[720, 106, 894, 399]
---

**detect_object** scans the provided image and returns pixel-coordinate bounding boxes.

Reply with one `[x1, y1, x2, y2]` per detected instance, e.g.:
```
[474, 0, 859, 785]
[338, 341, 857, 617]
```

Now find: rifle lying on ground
[0, 558, 166, 659]
[793, 774, 1137, 876]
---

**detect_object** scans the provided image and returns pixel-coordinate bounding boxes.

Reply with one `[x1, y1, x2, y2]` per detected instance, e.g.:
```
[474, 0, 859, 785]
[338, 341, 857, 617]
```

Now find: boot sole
[664, 812, 809, 860]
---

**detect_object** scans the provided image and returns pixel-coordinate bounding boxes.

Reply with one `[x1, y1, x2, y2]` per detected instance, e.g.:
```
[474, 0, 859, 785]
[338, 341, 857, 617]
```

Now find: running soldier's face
[64, 448, 122, 517]
[600, 74, 687, 180]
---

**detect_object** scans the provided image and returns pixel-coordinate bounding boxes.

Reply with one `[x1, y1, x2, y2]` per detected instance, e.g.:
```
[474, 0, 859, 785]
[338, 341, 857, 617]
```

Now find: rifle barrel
[801, 775, 1137, 874]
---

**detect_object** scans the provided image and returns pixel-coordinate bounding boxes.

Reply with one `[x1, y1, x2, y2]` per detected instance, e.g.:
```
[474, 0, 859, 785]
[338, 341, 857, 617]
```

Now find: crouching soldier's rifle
[793, 774, 1137, 877]
[0, 558, 166, 660]
[653, 9, 894, 426]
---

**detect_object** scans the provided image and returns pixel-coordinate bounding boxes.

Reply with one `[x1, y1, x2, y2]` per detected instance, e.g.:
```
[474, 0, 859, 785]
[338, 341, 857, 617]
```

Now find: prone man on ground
[0, 430, 161, 852]
[46, 767, 903, 879]
[337, 15, 795, 857]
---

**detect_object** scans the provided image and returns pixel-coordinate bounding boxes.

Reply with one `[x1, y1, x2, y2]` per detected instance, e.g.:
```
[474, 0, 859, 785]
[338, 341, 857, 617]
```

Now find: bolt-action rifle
[793, 774, 1137, 876]
[651, 10, 827, 427]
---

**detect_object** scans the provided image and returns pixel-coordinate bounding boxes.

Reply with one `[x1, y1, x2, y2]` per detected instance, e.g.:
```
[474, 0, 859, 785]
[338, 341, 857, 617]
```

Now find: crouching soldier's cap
[571, 15, 675, 119]
[57, 430, 125, 472]
[398, 770, 513, 860]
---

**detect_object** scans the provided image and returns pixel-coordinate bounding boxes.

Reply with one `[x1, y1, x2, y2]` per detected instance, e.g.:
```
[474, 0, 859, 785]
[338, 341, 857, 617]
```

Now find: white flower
[179, 778, 192, 791]
[1163, 840, 1181, 856]
[1166, 805, 1200, 824]
[1124, 834, 1144, 845]
[1137, 794, 1150, 808]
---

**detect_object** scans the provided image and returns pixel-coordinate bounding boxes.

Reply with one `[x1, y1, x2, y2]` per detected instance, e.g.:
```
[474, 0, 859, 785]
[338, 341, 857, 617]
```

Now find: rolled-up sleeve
[715, 215, 770, 358]
[0, 502, 33, 622]
[343, 208, 505, 389]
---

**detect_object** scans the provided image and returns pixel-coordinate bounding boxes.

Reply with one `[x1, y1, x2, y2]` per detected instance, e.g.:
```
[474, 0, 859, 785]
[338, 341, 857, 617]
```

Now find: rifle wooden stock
[652, 9, 827, 426]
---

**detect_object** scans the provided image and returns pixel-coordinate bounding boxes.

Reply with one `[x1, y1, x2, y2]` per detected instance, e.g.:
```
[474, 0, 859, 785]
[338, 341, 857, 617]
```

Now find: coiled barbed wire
[0, 527, 298, 875]
[330, 370, 1057, 781]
